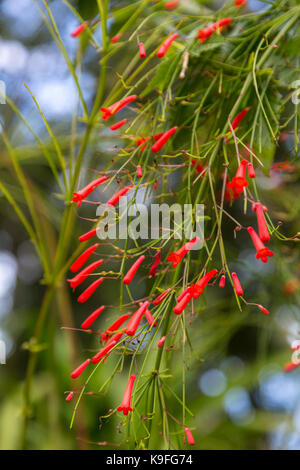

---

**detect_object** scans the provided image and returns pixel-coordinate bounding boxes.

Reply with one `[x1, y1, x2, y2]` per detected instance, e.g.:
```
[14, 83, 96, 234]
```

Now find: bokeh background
[0, 0, 299, 450]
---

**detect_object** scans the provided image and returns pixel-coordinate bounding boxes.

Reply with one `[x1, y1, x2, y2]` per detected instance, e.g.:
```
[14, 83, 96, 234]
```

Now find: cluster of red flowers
[71, 0, 246, 67]
[65, 0, 293, 445]
[197, 17, 232, 43]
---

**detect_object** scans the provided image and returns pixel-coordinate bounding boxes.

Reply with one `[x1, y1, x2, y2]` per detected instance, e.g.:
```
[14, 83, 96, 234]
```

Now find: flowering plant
[2, 0, 300, 450]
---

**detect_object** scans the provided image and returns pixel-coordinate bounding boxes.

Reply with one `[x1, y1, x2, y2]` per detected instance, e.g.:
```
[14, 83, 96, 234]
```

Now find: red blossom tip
[111, 34, 122, 43]
[107, 185, 133, 206]
[70, 359, 91, 379]
[165, 0, 179, 9]
[100, 95, 137, 120]
[139, 42, 146, 58]
[65, 391, 74, 402]
[78, 228, 98, 242]
[110, 119, 127, 131]
[157, 33, 179, 58]
[91, 340, 117, 364]
[71, 23, 87, 38]
[68, 259, 104, 289]
[247, 226, 273, 263]
[117, 374, 136, 415]
[167, 236, 200, 267]
[123, 255, 145, 285]
[126, 301, 149, 336]
[232, 272, 243, 296]
[219, 274, 226, 288]
[247, 162, 256, 178]
[258, 305, 270, 315]
[70, 243, 99, 273]
[252, 203, 270, 243]
[157, 336, 166, 347]
[173, 292, 192, 315]
[81, 305, 105, 330]
[101, 315, 129, 342]
[136, 165, 143, 178]
[152, 288, 172, 305]
[151, 126, 178, 153]
[77, 277, 104, 303]
[185, 427, 195, 445]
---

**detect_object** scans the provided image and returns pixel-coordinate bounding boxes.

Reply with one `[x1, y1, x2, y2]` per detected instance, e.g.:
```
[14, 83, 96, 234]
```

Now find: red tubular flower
[72, 176, 108, 207]
[173, 292, 192, 315]
[271, 161, 296, 173]
[111, 33, 122, 43]
[70, 243, 99, 273]
[258, 304, 269, 315]
[153, 132, 164, 141]
[234, 0, 247, 6]
[101, 331, 126, 364]
[101, 314, 130, 342]
[139, 43, 146, 58]
[65, 391, 74, 402]
[185, 427, 195, 446]
[198, 18, 231, 43]
[77, 277, 104, 303]
[107, 185, 133, 206]
[70, 358, 91, 379]
[177, 286, 192, 303]
[151, 126, 178, 153]
[219, 274, 226, 288]
[91, 340, 117, 364]
[71, 23, 87, 37]
[284, 361, 300, 372]
[229, 159, 248, 195]
[100, 95, 137, 120]
[229, 107, 250, 133]
[197, 26, 213, 43]
[152, 288, 172, 305]
[136, 165, 143, 178]
[143, 305, 157, 327]
[252, 203, 270, 243]
[81, 305, 105, 330]
[68, 259, 104, 289]
[212, 17, 232, 31]
[223, 172, 241, 202]
[157, 33, 179, 58]
[78, 228, 98, 242]
[247, 226, 273, 263]
[106, 329, 126, 347]
[157, 336, 166, 347]
[165, 0, 179, 8]
[192, 269, 218, 298]
[192, 160, 206, 175]
[232, 272, 243, 296]
[149, 250, 161, 277]
[126, 301, 149, 336]
[167, 236, 200, 267]
[137, 136, 151, 151]
[110, 119, 127, 131]
[247, 162, 256, 178]
[117, 374, 136, 415]
[123, 255, 145, 285]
